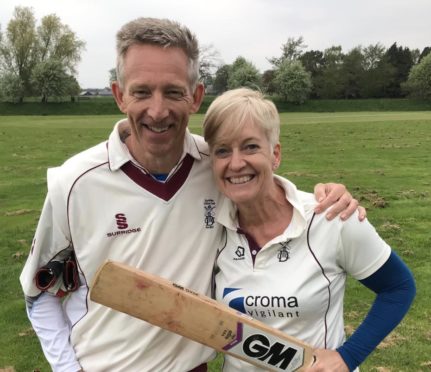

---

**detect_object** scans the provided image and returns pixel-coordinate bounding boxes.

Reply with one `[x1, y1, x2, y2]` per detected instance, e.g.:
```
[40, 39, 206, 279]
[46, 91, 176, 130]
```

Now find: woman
[203, 88, 415, 371]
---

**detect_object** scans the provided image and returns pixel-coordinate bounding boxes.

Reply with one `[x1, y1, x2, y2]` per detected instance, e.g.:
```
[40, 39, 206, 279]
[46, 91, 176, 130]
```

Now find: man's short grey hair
[115, 17, 200, 89]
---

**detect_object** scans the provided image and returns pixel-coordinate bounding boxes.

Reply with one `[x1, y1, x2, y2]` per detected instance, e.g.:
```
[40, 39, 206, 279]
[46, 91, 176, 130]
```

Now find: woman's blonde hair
[203, 88, 280, 149]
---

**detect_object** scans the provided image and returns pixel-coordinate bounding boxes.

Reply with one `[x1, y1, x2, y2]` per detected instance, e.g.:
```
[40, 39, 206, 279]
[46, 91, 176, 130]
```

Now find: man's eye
[132, 90, 150, 99]
[166, 90, 184, 99]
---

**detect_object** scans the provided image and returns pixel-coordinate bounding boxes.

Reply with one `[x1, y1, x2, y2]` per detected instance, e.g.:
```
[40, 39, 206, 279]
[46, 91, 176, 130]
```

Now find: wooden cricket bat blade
[90, 260, 314, 372]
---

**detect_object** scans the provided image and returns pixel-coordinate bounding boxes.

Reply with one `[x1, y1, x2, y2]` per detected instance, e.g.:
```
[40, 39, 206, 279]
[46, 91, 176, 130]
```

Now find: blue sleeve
[337, 251, 416, 371]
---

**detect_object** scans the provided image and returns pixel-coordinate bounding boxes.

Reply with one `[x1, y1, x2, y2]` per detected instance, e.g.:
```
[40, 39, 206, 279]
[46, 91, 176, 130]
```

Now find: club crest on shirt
[277, 240, 292, 262]
[204, 199, 216, 228]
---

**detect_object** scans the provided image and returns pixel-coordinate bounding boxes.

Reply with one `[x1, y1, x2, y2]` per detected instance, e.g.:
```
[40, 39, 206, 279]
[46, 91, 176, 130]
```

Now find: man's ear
[112, 81, 127, 114]
[190, 83, 205, 114]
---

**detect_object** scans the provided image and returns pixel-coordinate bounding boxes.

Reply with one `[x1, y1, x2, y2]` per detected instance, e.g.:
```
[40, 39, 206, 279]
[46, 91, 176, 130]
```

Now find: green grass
[1, 112, 430, 371]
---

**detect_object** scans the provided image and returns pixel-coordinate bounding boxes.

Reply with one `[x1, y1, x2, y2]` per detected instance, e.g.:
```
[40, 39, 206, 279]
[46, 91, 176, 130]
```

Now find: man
[20, 18, 364, 371]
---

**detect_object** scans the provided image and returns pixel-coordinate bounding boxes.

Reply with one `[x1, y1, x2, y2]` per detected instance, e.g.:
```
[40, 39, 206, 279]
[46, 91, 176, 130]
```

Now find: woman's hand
[305, 349, 349, 372]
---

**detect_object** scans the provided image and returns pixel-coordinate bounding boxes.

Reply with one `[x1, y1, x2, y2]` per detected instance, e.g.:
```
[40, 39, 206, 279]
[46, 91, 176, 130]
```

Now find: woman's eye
[245, 143, 259, 152]
[214, 148, 230, 158]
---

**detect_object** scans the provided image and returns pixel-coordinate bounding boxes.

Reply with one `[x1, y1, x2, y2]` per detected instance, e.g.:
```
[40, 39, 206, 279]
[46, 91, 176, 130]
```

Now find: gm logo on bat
[224, 323, 304, 371]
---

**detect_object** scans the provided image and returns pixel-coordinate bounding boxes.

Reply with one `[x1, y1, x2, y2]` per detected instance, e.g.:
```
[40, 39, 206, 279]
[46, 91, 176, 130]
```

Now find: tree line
[1, 7, 430, 104]
[208, 37, 431, 103]
[0, 6, 84, 103]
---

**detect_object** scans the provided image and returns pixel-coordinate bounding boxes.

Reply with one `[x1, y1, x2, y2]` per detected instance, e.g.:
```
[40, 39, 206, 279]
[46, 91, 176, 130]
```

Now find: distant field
[1, 96, 431, 115]
[0, 112, 430, 371]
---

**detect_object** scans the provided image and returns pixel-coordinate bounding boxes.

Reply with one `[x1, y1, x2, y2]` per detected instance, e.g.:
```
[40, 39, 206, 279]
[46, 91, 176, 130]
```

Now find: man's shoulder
[62, 141, 108, 168]
[48, 141, 109, 191]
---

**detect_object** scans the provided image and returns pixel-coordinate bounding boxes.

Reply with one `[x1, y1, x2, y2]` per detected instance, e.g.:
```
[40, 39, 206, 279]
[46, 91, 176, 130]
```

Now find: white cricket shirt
[20, 120, 223, 371]
[214, 176, 391, 371]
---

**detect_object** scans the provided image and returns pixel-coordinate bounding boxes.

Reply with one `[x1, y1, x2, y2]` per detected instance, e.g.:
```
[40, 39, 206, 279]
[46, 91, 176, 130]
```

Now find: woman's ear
[272, 143, 281, 170]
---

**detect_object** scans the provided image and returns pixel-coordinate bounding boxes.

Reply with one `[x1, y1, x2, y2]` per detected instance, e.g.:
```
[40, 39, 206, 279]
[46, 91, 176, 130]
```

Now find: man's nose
[146, 94, 169, 121]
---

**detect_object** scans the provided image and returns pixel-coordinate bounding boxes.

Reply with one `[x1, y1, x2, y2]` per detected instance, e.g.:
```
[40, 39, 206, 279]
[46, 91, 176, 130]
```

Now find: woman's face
[210, 119, 280, 205]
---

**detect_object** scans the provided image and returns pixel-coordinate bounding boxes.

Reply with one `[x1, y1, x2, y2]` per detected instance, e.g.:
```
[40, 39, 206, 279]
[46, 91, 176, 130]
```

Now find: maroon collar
[121, 154, 194, 201]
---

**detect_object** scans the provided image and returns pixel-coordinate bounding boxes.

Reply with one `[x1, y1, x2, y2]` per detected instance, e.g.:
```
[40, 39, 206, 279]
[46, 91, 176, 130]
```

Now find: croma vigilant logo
[106, 213, 141, 237]
[223, 288, 246, 313]
[223, 288, 300, 319]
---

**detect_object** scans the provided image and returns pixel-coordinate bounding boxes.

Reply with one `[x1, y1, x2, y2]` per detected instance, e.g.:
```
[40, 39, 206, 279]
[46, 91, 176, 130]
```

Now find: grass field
[0, 112, 430, 371]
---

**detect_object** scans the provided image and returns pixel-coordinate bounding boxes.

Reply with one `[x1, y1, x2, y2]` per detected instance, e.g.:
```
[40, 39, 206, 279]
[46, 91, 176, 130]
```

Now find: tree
[315, 46, 345, 99]
[403, 52, 431, 99]
[362, 43, 386, 70]
[36, 14, 85, 75]
[0, 6, 38, 101]
[410, 48, 421, 65]
[360, 44, 394, 98]
[384, 43, 414, 97]
[199, 44, 222, 87]
[213, 64, 231, 94]
[65, 75, 81, 101]
[268, 36, 306, 67]
[341, 47, 365, 98]
[419, 47, 431, 63]
[261, 70, 277, 95]
[0, 71, 25, 102]
[31, 59, 79, 102]
[300, 50, 325, 98]
[227, 57, 261, 90]
[0, 6, 84, 102]
[274, 60, 311, 103]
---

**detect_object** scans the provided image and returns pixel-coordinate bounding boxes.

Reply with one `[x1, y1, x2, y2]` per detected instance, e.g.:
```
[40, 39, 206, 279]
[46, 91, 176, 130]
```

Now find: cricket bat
[90, 261, 315, 371]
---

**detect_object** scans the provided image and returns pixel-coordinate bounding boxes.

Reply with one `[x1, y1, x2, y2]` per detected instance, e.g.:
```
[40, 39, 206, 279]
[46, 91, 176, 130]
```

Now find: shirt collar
[216, 175, 308, 240]
[108, 119, 202, 172]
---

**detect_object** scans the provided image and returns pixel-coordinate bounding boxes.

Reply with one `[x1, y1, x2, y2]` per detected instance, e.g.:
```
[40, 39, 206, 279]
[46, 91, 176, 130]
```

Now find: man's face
[112, 44, 204, 172]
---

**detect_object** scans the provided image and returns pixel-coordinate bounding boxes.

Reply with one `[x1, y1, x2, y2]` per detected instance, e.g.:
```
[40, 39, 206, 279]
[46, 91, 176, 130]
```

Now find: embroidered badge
[277, 240, 292, 262]
[204, 199, 216, 228]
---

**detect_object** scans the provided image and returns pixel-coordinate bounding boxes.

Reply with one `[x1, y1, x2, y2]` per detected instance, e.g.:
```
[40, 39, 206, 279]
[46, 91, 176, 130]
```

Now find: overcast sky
[1, 0, 430, 88]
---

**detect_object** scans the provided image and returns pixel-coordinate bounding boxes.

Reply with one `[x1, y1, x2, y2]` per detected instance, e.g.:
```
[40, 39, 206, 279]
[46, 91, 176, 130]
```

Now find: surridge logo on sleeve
[106, 213, 141, 238]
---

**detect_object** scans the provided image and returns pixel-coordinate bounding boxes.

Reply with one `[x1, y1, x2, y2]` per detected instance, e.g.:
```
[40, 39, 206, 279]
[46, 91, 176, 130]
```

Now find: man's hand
[305, 349, 349, 372]
[314, 183, 366, 221]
